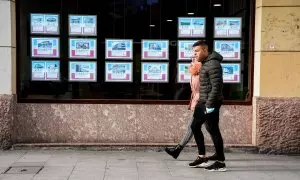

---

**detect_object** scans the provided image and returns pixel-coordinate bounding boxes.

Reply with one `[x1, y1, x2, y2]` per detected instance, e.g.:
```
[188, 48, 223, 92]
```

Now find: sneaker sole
[165, 153, 179, 159]
[205, 168, 227, 172]
[189, 162, 210, 168]
[164, 150, 179, 159]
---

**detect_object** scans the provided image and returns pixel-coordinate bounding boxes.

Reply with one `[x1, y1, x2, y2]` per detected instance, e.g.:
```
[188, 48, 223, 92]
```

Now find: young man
[188, 40, 226, 172]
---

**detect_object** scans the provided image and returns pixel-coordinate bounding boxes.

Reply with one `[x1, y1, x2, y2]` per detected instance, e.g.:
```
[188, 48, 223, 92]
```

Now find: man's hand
[206, 108, 215, 114]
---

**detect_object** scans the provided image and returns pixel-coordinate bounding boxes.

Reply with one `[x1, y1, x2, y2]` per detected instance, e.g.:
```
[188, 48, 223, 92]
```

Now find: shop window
[17, 0, 254, 104]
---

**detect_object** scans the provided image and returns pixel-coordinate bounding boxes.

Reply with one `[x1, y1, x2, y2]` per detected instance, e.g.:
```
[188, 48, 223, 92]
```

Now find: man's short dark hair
[192, 40, 208, 48]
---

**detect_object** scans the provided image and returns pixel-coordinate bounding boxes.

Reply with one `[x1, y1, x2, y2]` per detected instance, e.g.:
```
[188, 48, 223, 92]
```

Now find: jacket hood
[204, 51, 223, 62]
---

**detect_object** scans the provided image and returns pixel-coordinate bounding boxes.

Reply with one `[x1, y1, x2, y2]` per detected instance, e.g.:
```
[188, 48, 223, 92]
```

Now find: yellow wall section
[259, 52, 300, 97]
[255, 7, 300, 52]
[256, 0, 300, 7]
[254, 0, 300, 97]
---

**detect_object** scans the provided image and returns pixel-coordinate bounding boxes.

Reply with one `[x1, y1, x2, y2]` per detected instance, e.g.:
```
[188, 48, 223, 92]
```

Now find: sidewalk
[0, 150, 299, 180]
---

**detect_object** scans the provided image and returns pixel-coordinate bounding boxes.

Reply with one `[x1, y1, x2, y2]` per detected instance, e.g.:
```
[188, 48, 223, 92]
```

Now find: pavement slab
[0, 150, 298, 180]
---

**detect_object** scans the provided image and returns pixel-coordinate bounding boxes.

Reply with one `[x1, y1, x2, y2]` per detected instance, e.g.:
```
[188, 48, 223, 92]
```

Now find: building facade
[0, 0, 299, 153]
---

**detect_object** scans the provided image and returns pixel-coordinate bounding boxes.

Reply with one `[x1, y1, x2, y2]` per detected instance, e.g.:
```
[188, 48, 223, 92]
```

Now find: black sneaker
[207, 153, 225, 161]
[164, 145, 183, 159]
[188, 156, 209, 168]
[204, 161, 227, 172]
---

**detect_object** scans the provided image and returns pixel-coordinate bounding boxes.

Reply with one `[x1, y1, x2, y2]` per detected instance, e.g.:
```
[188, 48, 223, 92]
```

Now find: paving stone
[0, 150, 299, 180]
[0, 174, 34, 180]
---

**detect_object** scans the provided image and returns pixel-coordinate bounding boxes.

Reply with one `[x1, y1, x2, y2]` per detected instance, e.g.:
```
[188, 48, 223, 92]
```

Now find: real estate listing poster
[214, 40, 241, 60]
[178, 17, 205, 38]
[177, 63, 191, 83]
[214, 17, 242, 38]
[31, 37, 60, 58]
[142, 40, 169, 60]
[69, 38, 97, 59]
[105, 62, 133, 82]
[178, 40, 197, 60]
[141, 62, 169, 83]
[31, 13, 59, 34]
[31, 60, 60, 81]
[69, 15, 97, 36]
[69, 61, 97, 82]
[105, 39, 133, 59]
[221, 63, 241, 83]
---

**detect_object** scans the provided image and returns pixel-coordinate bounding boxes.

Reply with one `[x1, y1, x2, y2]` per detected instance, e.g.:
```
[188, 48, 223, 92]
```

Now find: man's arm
[206, 60, 223, 108]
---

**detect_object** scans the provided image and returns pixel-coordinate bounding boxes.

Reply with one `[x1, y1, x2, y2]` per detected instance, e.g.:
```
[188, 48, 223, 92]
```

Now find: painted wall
[253, 0, 300, 153]
[254, 0, 300, 97]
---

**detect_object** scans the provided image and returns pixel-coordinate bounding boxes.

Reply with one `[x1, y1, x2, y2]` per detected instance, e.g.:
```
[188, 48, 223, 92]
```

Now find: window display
[18, 0, 253, 102]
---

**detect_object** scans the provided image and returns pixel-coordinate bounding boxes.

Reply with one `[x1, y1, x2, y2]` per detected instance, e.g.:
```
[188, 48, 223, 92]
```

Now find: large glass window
[17, 0, 254, 103]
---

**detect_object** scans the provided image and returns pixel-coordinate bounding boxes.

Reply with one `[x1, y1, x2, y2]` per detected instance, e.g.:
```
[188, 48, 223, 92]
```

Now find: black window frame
[16, 0, 255, 105]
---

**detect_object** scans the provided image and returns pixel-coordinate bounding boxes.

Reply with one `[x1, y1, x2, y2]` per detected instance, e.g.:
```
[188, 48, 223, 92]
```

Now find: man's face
[193, 45, 208, 62]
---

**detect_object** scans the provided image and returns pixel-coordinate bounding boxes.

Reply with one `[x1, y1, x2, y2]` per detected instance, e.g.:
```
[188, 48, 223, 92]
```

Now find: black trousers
[191, 102, 225, 161]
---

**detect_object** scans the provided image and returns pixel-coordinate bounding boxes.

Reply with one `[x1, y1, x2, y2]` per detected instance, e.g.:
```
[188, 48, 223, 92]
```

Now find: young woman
[165, 57, 201, 159]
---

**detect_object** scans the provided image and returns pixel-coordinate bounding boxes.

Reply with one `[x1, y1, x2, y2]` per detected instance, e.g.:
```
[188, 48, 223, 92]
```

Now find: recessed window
[17, 0, 253, 103]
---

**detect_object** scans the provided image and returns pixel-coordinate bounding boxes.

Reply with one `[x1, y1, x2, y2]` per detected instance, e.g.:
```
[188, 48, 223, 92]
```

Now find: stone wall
[254, 97, 300, 154]
[14, 104, 253, 146]
[0, 95, 15, 149]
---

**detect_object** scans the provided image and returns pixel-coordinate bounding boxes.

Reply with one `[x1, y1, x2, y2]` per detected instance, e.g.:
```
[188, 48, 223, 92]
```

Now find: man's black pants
[191, 102, 225, 161]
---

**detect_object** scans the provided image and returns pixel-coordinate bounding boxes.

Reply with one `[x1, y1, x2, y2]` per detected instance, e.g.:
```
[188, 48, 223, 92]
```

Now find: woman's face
[191, 57, 196, 63]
